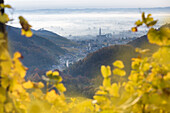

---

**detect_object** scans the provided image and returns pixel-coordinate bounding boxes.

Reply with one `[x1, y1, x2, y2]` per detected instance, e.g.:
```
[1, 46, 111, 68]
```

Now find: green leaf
[4, 4, 12, 8]
[147, 20, 158, 27]
[135, 20, 143, 27]
[0, 4, 12, 8]
[146, 17, 154, 24]
[142, 12, 146, 23]
[147, 14, 152, 18]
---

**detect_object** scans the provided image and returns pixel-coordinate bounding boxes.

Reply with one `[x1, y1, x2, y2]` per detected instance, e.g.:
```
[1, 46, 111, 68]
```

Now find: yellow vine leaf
[55, 76, 63, 83]
[95, 90, 107, 95]
[52, 71, 59, 76]
[149, 94, 164, 105]
[25, 30, 33, 37]
[31, 89, 44, 99]
[15, 84, 26, 93]
[4, 102, 13, 113]
[122, 82, 126, 87]
[13, 51, 22, 59]
[153, 47, 170, 69]
[135, 20, 143, 27]
[131, 59, 141, 70]
[19, 16, 33, 37]
[103, 78, 111, 87]
[55, 83, 66, 93]
[37, 82, 44, 88]
[46, 70, 53, 76]
[94, 104, 100, 112]
[93, 95, 106, 104]
[0, 104, 3, 113]
[23, 81, 34, 89]
[113, 60, 124, 69]
[27, 100, 48, 113]
[109, 83, 120, 97]
[101, 65, 111, 78]
[0, 87, 6, 103]
[1, 77, 9, 89]
[148, 27, 170, 46]
[143, 63, 150, 71]
[21, 29, 26, 35]
[13, 52, 27, 78]
[128, 73, 138, 82]
[113, 68, 126, 76]
[164, 73, 170, 80]
[0, 13, 10, 23]
[46, 90, 58, 103]
[0, 46, 12, 76]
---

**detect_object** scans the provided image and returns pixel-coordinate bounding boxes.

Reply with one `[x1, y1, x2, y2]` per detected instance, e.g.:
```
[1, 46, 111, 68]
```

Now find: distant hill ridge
[64, 23, 170, 78]
[7, 25, 75, 73]
[33, 29, 77, 47]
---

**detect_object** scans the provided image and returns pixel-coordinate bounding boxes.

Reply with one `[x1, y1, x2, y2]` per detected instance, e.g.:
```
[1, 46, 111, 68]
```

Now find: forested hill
[128, 35, 158, 51]
[33, 29, 77, 47]
[65, 24, 170, 78]
[7, 26, 72, 72]
[64, 34, 159, 79]
[64, 44, 137, 78]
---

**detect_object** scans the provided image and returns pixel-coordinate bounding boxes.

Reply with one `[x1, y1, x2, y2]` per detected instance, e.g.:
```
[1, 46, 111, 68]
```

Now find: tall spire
[99, 28, 101, 36]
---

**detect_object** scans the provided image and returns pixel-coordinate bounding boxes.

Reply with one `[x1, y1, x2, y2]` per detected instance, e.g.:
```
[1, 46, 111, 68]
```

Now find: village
[52, 28, 146, 70]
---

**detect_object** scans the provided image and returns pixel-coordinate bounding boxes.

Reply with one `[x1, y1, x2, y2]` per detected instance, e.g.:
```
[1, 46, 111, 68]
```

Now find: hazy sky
[6, 0, 170, 9]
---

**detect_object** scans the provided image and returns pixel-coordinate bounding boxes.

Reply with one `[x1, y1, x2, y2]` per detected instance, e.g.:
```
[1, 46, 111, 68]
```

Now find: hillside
[63, 35, 158, 97]
[7, 26, 68, 73]
[128, 35, 158, 51]
[65, 31, 161, 79]
[33, 29, 77, 47]
[65, 45, 137, 78]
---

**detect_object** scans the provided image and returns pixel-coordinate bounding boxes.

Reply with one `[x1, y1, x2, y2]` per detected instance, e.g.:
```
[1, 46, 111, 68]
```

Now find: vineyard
[0, 1, 170, 113]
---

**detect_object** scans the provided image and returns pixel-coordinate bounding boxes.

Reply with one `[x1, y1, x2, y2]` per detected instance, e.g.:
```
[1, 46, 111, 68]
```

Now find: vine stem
[142, 104, 145, 113]
[0, 0, 8, 50]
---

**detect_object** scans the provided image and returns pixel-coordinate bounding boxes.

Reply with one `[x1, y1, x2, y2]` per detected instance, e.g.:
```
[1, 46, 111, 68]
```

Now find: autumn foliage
[0, 2, 170, 113]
